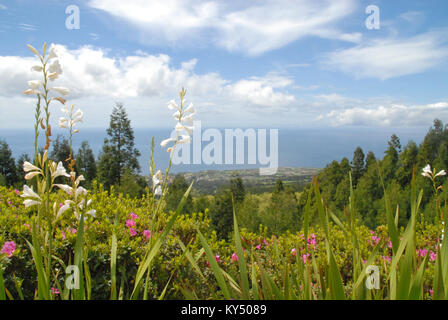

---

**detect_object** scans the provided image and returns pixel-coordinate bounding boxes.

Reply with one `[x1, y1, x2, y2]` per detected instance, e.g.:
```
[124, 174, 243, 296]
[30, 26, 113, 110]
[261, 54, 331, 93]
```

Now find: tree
[50, 134, 72, 164]
[230, 174, 245, 204]
[351, 146, 365, 187]
[97, 103, 141, 188]
[75, 141, 97, 183]
[365, 151, 376, 168]
[116, 169, 147, 198]
[273, 179, 284, 193]
[237, 194, 262, 233]
[417, 119, 444, 168]
[0, 139, 18, 186]
[211, 188, 234, 240]
[264, 190, 298, 235]
[396, 141, 418, 187]
[381, 134, 401, 183]
[165, 174, 193, 214]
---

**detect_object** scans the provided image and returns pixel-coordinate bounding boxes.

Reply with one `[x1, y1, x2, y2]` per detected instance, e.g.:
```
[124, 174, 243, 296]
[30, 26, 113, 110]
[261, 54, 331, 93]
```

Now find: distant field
[173, 167, 321, 194]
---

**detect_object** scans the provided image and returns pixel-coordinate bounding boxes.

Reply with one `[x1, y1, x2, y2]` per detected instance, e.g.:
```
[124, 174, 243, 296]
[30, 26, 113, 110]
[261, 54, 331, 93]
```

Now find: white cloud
[87, 0, 360, 55]
[0, 44, 297, 127]
[324, 31, 448, 79]
[231, 73, 295, 107]
[322, 102, 448, 126]
[19, 23, 38, 31]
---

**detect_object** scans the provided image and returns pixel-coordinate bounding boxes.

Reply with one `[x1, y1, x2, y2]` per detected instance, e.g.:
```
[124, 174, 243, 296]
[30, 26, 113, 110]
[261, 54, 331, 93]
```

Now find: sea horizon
[0, 126, 430, 175]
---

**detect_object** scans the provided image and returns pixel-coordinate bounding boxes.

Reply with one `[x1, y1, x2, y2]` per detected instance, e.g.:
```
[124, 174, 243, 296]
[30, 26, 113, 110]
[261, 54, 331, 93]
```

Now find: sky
[0, 0, 447, 129]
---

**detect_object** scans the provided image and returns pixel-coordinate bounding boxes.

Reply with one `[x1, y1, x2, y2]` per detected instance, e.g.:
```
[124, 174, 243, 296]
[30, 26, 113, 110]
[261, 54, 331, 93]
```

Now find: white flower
[160, 138, 174, 148]
[25, 171, 41, 180]
[172, 110, 181, 121]
[72, 109, 83, 123]
[31, 65, 43, 72]
[177, 135, 191, 144]
[175, 122, 184, 132]
[86, 209, 96, 218]
[23, 199, 41, 208]
[21, 185, 41, 200]
[184, 103, 195, 114]
[52, 162, 70, 178]
[51, 87, 69, 96]
[76, 187, 88, 197]
[25, 80, 42, 95]
[75, 175, 85, 186]
[47, 45, 58, 60]
[167, 100, 179, 111]
[154, 185, 162, 196]
[59, 117, 69, 129]
[54, 184, 73, 194]
[23, 161, 41, 172]
[421, 164, 432, 178]
[152, 170, 162, 186]
[24, 89, 40, 95]
[28, 80, 41, 90]
[435, 170, 446, 178]
[183, 114, 194, 125]
[48, 59, 62, 74]
[57, 203, 71, 219]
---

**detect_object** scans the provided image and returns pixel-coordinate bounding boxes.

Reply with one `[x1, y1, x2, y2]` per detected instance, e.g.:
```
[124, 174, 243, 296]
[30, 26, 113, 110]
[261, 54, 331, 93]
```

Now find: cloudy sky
[0, 0, 447, 129]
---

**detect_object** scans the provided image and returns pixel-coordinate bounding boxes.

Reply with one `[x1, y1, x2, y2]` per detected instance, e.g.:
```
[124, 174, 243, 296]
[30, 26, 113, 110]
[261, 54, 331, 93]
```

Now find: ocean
[0, 126, 429, 175]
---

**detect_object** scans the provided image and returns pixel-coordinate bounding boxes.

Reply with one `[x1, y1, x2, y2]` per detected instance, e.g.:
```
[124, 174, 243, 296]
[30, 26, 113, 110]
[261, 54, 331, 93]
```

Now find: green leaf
[233, 203, 250, 299]
[197, 228, 231, 300]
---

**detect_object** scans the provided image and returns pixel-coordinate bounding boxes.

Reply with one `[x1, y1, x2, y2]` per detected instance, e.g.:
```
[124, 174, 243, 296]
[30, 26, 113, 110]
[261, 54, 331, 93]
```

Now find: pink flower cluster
[1, 241, 16, 258]
[307, 234, 317, 248]
[417, 248, 437, 261]
[126, 213, 138, 237]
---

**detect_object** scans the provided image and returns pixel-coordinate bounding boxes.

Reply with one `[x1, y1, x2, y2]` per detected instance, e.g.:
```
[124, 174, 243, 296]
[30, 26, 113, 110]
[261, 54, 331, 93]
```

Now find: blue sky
[0, 0, 448, 129]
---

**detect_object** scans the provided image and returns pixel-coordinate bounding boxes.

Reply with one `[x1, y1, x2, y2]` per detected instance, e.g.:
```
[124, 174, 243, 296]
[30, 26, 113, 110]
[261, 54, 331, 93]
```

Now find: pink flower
[307, 234, 317, 246]
[61, 231, 66, 240]
[15, 189, 20, 196]
[417, 249, 427, 257]
[70, 228, 77, 234]
[387, 241, 393, 249]
[143, 230, 151, 240]
[429, 289, 434, 296]
[59, 203, 63, 208]
[51, 287, 60, 295]
[302, 253, 310, 264]
[370, 236, 380, 246]
[231, 253, 238, 262]
[215, 255, 221, 263]
[263, 239, 269, 247]
[382, 255, 391, 263]
[129, 213, 138, 220]
[430, 251, 437, 261]
[255, 244, 261, 250]
[1, 241, 16, 258]
[291, 248, 297, 256]
[129, 228, 137, 237]
[125, 219, 136, 228]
